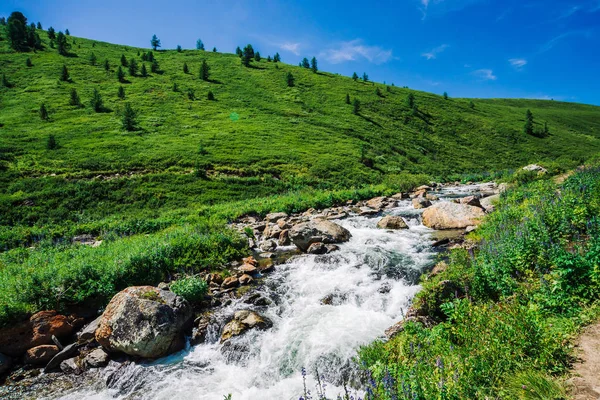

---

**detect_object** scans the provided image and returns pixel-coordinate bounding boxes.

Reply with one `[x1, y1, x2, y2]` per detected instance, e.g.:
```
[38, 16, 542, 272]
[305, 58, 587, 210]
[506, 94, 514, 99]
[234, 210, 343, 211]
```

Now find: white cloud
[320, 40, 393, 64]
[509, 58, 527, 69]
[280, 42, 301, 55]
[472, 69, 497, 81]
[422, 44, 449, 60]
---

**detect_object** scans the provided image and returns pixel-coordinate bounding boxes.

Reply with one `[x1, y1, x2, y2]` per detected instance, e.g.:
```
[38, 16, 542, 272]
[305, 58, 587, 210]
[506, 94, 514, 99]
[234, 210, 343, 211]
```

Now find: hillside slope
[1, 25, 600, 245]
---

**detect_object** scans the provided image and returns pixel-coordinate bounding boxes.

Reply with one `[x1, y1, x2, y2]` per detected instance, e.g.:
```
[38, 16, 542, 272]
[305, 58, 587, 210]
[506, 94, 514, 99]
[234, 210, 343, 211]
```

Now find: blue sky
[2, 0, 600, 105]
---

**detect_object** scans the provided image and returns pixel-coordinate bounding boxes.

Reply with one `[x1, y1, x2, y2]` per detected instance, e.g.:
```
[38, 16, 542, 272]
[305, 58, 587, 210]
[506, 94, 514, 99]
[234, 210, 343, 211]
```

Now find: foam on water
[50, 185, 490, 400]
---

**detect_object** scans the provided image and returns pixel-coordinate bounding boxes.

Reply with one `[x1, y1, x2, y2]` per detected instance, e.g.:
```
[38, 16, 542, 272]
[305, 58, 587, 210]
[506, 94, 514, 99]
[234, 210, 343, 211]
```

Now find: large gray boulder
[422, 202, 485, 230]
[289, 220, 351, 252]
[95, 286, 193, 358]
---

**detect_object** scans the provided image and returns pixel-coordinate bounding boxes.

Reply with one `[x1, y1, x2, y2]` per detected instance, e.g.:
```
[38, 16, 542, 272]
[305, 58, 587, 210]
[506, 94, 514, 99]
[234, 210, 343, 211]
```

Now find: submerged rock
[422, 202, 485, 230]
[289, 220, 351, 252]
[95, 286, 193, 358]
[84, 348, 109, 368]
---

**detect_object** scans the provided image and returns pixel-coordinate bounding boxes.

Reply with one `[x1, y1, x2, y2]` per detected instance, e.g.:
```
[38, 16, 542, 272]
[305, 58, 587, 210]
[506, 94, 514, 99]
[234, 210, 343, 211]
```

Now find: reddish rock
[0, 311, 78, 357]
[221, 276, 239, 289]
[239, 274, 253, 285]
[25, 345, 60, 365]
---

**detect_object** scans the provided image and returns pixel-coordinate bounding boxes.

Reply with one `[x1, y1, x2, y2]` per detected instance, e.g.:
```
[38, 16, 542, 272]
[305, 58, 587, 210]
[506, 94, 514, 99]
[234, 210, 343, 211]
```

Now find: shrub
[170, 276, 208, 303]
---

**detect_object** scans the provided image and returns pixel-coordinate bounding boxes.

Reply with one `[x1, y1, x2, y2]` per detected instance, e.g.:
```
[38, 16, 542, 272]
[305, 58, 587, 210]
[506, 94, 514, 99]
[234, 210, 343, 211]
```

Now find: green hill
[1, 23, 600, 249]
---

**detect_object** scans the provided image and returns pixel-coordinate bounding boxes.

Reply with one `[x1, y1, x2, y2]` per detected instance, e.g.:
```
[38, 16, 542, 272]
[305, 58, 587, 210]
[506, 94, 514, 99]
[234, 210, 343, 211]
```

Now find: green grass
[1, 25, 600, 249]
[358, 166, 600, 399]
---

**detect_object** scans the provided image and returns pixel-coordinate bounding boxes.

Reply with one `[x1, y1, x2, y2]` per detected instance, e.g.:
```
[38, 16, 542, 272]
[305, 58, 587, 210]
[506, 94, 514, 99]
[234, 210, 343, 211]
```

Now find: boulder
[377, 215, 408, 230]
[0, 353, 12, 375]
[259, 239, 277, 252]
[77, 316, 101, 344]
[239, 263, 258, 274]
[523, 164, 547, 174]
[220, 310, 272, 343]
[238, 274, 253, 285]
[366, 197, 387, 210]
[279, 229, 291, 246]
[84, 348, 109, 368]
[44, 342, 80, 372]
[422, 202, 485, 230]
[0, 310, 79, 357]
[60, 357, 81, 374]
[95, 286, 193, 358]
[264, 224, 282, 239]
[289, 220, 351, 252]
[459, 196, 482, 208]
[480, 194, 500, 213]
[307, 242, 328, 254]
[412, 198, 432, 209]
[265, 212, 288, 223]
[221, 276, 239, 289]
[359, 207, 379, 216]
[25, 345, 60, 365]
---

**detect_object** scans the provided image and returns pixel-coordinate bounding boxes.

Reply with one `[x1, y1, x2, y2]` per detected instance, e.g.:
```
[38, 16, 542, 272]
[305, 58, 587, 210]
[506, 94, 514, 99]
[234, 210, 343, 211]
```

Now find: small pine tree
[236, 46, 243, 57]
[311, 57, 318, 73]
[352, 72, 359, 81]
[406, 93, 415, 108]
[345, 94, 351, 104]
[176, 45, 182, 52]
[39, 103, 49, 121]
[212, 47, 217, 52]
[469, 100, 475, 109]
[301, 58, 310, 68]
[267, 55, 272, 62]
[173, 82, 179, 92]
[199, 60, 210, 81]
[151, 59, 159, 73]
[117, 66, 125, 82]
[183, 62, 189, 74]
[362, 72, 369, 82]
[150, 34, 161, 50]
[65, 29, 70, 35]
[69, 88, 81, 107]
[128, 58, 138, 76]
[196, 39, 205, 50]
[36, 22, 42, 30]
[147, 51, 154, 62]
[46, 134, 57, 149]
[273, 52, 281, 62]
[60, 64, 70, 82]
[443, 92, 448, 100]
[1, 74, 10, 88]
[207, 90, 215, 100]
[353, 99, 361, 115]
[376, 87, 383, 97]
[90, 88, 103, 112]
[254, 51, 261, 62]
[26, 57, 32, 67]
[121, 103, 138, 131]
[241, 44, 254, 67]
[286, 72, 295, 87]
[47, 27, 55, 39]
[118, 86, 125, 99]
[187, 88, 195, 100]
[120, 54, 128, 67]
[56, 31, 70, 55]
[92, 42, 96, 47]
[0, 17, 5, 25]
[543, 121, 549, 136]
[89, 52, 97, 66]
[524, 109, 534, 135]
[141, 52, 147, 61]
[140, 63, 148, 77]
[104, 59, 110, 71]
[49, 40, 55, 48]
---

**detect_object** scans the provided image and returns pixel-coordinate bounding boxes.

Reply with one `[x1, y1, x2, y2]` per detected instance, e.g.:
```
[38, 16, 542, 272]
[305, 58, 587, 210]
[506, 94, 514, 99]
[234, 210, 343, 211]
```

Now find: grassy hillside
[1, 25, 600, 246]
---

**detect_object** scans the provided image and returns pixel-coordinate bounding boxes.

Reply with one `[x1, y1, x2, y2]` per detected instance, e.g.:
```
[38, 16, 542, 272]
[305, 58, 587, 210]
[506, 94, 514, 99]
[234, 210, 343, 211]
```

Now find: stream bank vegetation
[357, 165, 600, 399]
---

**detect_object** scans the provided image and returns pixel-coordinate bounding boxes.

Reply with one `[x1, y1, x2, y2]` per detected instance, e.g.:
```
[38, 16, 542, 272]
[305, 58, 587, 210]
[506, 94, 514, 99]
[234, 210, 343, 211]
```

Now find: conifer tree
[120, 54, 128, 67]
[183, 62, 189, 74]
[236, 46, 243, 57]
[267, 55, 272, 62]
[65, 29, 70, 35]
[69, 88, 82, 107]
[200, 60, 210, 81]
[121, 103, 138, 131]
[147, 51, 154, 62]
[196, 39, 205, 50]
[273, 53, 281, 62]
[311, 57, 318, 73]
[37, 22, 42, 30]
[90, 88, 103, 112]
[47, 134, 57, 149]
[469, 100, 475, 109]
[187, 88, 195, 100]
[345, 94, 351, 104]
[150, 34, 161, 50]
[176, 45, 182, 52]
[118, 86, 125, 99]
[7, 12, 28, 51]
[543, 121, 549, 136]
[207, 90, 215, 101]
[89, 52, 97, 66]
[406, 93, 415, 108]
[47, 26, 55, 39]
[60, 64, 70, 82]
[0, 17, 6, 26]
[26, 57, 32, 67]
[104, 59, 110, 71]
[173, 82, 179, 92]
[56, 31, 70, 55]
[1, 74, 10, 88]
[151, 59, 159, 73]
[212, 47, 217, 52]
[286, 72, 294, 87]
[301, 58, 310, 68]
[242, 44, 254, 66]
[524, 109, 534, 135]
[362, 72, 369, 82]
[141, 52, 147, 61]
[443, 91, 448, 100]
[39, 103, 49, 121]
[117, 66, 125, 82]
[129, 58, 138, 76]
[353, 99, 361, 115]
[352, 72, 359, 81]
[376, 87, 382, 97]
[141, 63, 148, 77]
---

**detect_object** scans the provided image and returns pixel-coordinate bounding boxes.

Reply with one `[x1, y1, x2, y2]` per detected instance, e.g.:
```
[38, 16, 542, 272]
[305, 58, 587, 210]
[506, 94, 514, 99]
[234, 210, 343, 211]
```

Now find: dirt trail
[570, 323, 600, 399]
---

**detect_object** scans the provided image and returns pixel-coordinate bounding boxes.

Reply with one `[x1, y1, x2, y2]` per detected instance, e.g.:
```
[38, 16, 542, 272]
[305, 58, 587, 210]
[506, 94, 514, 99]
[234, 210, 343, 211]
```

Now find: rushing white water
[48, 185, 492, 400]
